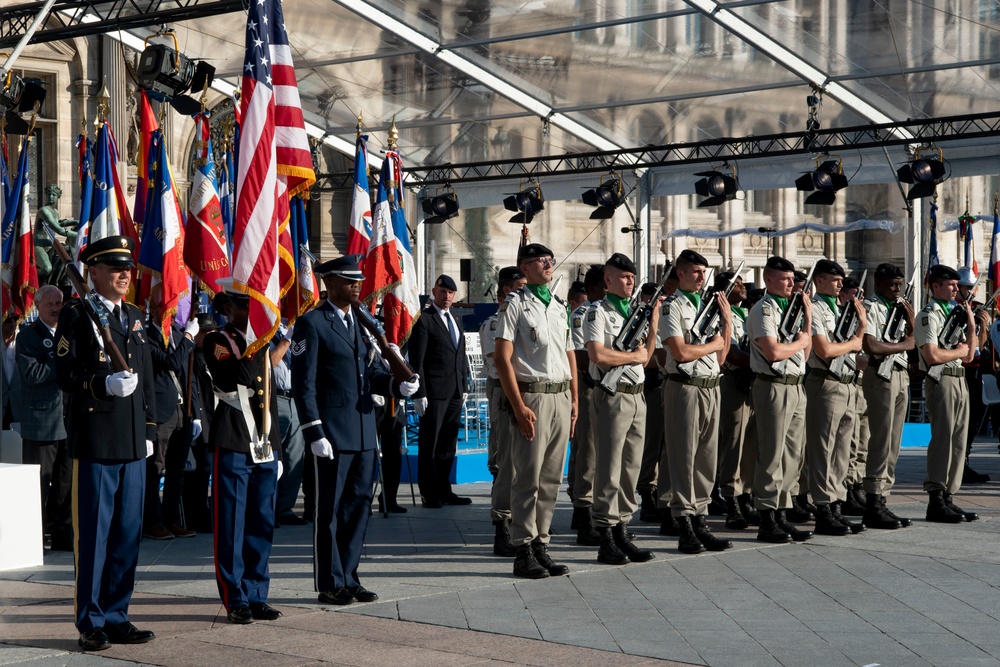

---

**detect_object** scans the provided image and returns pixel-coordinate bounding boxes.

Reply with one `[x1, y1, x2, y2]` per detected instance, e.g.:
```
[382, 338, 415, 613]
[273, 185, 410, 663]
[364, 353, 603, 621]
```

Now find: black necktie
[346, 314, 354, 338]
[446, 312, 458, 347]
[112, 305, 122, 328]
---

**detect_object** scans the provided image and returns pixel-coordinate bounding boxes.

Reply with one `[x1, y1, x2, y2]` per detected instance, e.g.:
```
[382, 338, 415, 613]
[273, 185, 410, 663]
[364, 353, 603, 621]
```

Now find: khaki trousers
[717, 373, 753, 498]
[862, 369, 908, 496]
[637, 380, 664, 491]
[847, 382, 869, 486]
[509, 390, 571, 545]
[489, 384, 513, 522]
[923, 376, 969, 495]
[805, 374, 854, 505]
[752, 380, 806, 510]
[663, 380, 720, 517]
[591, 390, 646, 527]
[571, 384, 597, 508]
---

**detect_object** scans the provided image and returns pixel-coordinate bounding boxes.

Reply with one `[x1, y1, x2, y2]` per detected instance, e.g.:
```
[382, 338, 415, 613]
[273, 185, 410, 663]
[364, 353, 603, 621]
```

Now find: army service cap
[81, 235, 135, 268]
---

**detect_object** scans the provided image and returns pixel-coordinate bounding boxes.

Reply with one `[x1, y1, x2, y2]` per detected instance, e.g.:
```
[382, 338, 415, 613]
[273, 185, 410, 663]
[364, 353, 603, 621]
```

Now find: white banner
[661, 218, 901, 240]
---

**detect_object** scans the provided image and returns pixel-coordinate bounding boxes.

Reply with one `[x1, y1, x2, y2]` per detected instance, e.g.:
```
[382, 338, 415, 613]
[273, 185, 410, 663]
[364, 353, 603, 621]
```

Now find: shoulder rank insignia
[762, 306, 772, 317]
[587, 309, 597, 322]
[922, 315, 929, 326]
[498, 301, 509, 313]
[290, 339, 307, 356]
[490, 319, 497, 331]
[213, 342, 232, 361]
[572, 315, 582, 328]
[56, 336, 69, 357]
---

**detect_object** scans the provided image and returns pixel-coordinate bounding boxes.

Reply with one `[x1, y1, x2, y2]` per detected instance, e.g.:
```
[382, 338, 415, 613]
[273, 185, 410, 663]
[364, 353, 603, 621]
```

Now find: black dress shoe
[227, 606, 254, 624]
[440, 494, 473, 505]
[249, 602, 282, 620]
[420, 496, 443, 509]
[318, 588, 356, 605]
[104, 621, 155, 644]
[278, 513, 309, 526]
[78, 628, 111, 651]
[347, 585, 379, 602]
[387, 503, 407, 513]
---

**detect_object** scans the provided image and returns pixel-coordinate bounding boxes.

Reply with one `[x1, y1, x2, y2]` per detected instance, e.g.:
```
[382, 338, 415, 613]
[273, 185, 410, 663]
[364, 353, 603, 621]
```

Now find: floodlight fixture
[136, 32, 216, 115]
[0, 67, 46, 134]
[795, 155, 849, 206]
[421, 186, 460, 224]
[503, 181, 544, 224]
[694, 164, 739, 208]
[582, 173, 625, 219]
[897, 146, 947, 200]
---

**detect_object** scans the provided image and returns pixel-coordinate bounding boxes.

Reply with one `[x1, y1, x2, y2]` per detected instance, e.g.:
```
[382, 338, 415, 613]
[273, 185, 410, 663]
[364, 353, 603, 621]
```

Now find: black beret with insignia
[584, 265, 605, 288]
[498, 266, 524, 283]
[842, 276, 860, 290]
[927, 264, 960, 283]
[606, 252, 637, 274]
[765, 256, 795, 273]
[814, 259, 845, 278]
[315, 254, 365, 281]
[568, 280, 587, 297]
[875, 263, 904, 279]
[435, 274, 458, 291]
[517, 243, 554, 262]
[715, 271, 735, 290]
[677, 248, 709, 267]
[80, 235, 135, 267]
[794, 270, 808, 282]
[640, 282, 657, 296]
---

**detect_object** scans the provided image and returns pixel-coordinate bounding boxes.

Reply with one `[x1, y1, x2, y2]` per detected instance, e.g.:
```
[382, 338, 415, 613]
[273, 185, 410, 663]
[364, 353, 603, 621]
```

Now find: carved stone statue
[34, 184, 78, 282]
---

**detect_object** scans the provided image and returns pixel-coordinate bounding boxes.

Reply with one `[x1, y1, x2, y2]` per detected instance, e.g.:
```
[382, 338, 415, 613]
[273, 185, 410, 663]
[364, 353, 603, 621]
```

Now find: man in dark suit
[202, 278, 282, 625]
[53, 236, 157, 651]
[407, 274, 470, 507]
[291, 254, 419, 606]
[13, 284, 72, 549]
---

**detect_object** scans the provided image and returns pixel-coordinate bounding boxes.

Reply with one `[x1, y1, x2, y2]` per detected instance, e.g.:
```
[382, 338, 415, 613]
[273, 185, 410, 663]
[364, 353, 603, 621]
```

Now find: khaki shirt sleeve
[661, 298, 687, 343]
[914, 307, 940, 349]
[495, 297, 520, 342]
[582, 303, 604, 346]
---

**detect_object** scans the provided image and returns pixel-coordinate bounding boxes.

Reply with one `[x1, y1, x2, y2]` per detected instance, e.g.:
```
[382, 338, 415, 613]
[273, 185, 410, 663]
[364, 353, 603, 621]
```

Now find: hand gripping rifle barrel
[43, 225, 129, 372]
[927, 272, 984, 382]
[876, 271, 916, 381]
[777, 257, 821, 343]
[828, 268, 868, 377]
[599, 263, 672, 396]
[675, 260, 745, 376]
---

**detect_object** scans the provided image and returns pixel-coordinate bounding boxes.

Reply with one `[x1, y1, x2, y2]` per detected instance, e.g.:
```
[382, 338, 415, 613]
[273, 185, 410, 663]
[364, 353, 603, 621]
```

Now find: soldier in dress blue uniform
[202, 278, 282, 625]
[53, 235, 157, 651]
[291, 254, 419, 605]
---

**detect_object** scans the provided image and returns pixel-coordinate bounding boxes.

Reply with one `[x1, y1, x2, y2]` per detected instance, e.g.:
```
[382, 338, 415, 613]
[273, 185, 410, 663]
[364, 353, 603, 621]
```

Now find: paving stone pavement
[3, 443, 1000, 666]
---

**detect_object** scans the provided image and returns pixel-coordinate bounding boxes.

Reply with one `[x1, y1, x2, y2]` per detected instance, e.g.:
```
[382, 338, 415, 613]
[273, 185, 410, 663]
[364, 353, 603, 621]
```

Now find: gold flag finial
[387, 115, 398, 150]
[94, 85, 110, 130]
[356, 111, 363, 136]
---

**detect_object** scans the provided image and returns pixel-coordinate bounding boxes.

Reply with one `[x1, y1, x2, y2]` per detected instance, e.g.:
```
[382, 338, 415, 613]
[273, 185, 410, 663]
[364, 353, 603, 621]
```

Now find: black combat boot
[862, 494, 901, 530]
[756, 509, 792, 544]
[786, 494, 814, 523]
[676, 516, 707, 554]
[925, 490, 963, 523]
[879, 496, 911, 527]
[724, 496, 748, 530]
[691, 515, 732, 551]
[963, 462, 990, 484]
[532, 540, 569, 576]
[513, 543, 549, 579]
[737, 494, 760, 526]
[659, 514, 680, 537]
[612, 523, 655, 562]
[814, 503, 849, 536]
[707, 485, 726, 516]
[638, 487, 660, 523]
[832, 501, 865, 533]
[597, 527, 629, 565]
[943, 493, 979, 522]
[493, 519, 518, 557]
[575, 507, 602, 546]
[776, 509, 813, 541]
[841, 485, 865, 516]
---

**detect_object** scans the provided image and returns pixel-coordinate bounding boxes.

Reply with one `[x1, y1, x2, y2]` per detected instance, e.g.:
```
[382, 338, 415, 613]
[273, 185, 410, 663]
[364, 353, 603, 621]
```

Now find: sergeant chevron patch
[290, 339, 307, 356]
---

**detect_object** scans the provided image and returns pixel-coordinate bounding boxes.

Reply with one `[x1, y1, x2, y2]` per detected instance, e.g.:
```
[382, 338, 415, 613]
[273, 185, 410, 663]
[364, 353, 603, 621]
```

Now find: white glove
[145, 440, 154, 458]
[184, 318, 200, 338]
[285, 325, 294, 340]
[373, 394, 385, 407]
[399, 373, 420, 398]
[311, 438, 335, 459]
[277, 460, 284, 479]
[414, 396, 428, 416]
[387, 343, 401, 356]
[191, 419, 202, 440]
[106, 371, 139, 397]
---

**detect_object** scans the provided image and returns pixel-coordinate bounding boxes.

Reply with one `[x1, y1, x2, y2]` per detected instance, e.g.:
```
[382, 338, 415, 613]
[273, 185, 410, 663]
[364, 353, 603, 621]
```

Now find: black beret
[584, 265, 605, 288]
[715, 271, 735, 289]
[765, 256, 795, 273]
[842, 277, 860, 290]
[568, 280, 587, 296]
[80, 235, 135, 267]
[435, 274, 458, 291]
[605, 252, 637, 274]
[875, 263, 904, 279]
[517, 243, 554, 262]
[640, 282, 657, 296]
[316, 254, 365, 281]
[814, 259, 846, 278]
[793, 270, 808, 282]
[927, 264, 960, 283]
[498, 266, 524, 283]
[677, 248, 709, 267]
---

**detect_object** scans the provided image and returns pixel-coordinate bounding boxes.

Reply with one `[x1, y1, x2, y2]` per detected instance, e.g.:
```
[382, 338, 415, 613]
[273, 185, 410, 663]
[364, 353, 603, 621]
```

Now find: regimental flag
[991, 198, 1000, 291]
[958, 208, 979, 275]
[87, 120, 124, 243]
[138, 130, 189, 345]
[184, 112, 230, 295]
[219, 136, 235, 260]
[1, 136, 30, 316]
[75, 134, 93, 266]
[232, 0, 315, 355]
[378, 150, 420, 345]
[133, 91, 159, 235]
[347, 132, 372, 260]
[282, 195, 318, 321]
[927, 199, 940, 277]
[361, 152, 402, 306]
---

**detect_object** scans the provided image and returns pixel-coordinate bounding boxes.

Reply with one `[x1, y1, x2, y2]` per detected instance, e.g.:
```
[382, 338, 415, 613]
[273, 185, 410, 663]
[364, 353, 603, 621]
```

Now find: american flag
[233, 0, 315, 355]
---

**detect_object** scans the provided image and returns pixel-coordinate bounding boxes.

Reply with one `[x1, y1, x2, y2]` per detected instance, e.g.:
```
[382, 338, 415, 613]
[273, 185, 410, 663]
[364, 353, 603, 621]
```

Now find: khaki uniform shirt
[659, 292, 720, 379]
[583, 298, 644, 386]
[570, 301, 591, 351]
[808, 296, 849, 370]
[864, 297, 907, 371]
[746, 292, 806, 376]
[723, 305, 747, 371]
[495, 288, 572, 383]
[915, 300, 964, 373]
[479, 314, 499, 380]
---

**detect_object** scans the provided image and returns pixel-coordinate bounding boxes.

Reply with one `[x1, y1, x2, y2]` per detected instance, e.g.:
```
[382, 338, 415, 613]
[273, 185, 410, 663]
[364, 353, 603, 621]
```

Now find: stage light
[897, 146, 947, 200]
[136, 32, 215, 115]
[694, 164, 739, 208]
[0, 70, 46, 134]
[582, 173, 624, 219]
[421, 188, 459, 224]
[503, 181, 544, 224]
[795, 155, 849, 205]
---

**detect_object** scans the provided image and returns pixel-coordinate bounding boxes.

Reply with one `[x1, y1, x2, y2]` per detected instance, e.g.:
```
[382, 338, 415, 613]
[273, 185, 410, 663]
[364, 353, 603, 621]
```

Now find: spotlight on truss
[0, 72, 46, 134]
[503, 181, 544, 225]
[582, 173, 624, 219]
[795, 155, 849, 205]
[421, 187, 460, 224]
[136, 32, 216, 115]
[897, 146, 947, 200]
[694, 164, 739, 208]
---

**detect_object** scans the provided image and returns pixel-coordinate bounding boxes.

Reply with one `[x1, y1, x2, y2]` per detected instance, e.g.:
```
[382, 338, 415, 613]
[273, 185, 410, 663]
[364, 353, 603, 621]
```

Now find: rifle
[875, 271, 916, 381]
[927, 272, 984, 382]
[676, 260, 745, 376]
[772, 257, 820, 375]
[598, 264, 671, 396]
[828, 268, 867, 376]
[42, 225, 129, 372]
